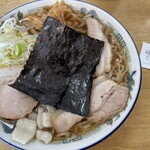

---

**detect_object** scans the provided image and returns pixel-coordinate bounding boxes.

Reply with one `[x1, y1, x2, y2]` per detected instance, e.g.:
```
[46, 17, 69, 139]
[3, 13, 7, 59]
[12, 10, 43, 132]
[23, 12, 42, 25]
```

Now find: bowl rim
[0, 0, 142, 150]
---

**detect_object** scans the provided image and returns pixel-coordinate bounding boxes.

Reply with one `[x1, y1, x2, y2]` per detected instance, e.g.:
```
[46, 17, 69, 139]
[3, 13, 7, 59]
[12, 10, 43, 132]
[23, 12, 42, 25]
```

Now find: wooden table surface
[0, 0, 150, 150]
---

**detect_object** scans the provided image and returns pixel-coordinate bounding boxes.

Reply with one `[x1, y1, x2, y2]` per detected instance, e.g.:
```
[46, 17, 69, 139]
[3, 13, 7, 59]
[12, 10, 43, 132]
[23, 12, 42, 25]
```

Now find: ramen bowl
[0, 0, 142, 150]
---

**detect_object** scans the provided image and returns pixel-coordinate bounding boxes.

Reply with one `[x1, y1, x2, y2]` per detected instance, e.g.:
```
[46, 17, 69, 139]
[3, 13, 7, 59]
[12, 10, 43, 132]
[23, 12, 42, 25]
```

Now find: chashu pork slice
[0, 66, 23, 85]
[88, 83, 128, 123]
[0, 66, 38, 120]
[86, 17, 112, 77]
[52, 109, 83, 133]
[90, 79, 117, 115]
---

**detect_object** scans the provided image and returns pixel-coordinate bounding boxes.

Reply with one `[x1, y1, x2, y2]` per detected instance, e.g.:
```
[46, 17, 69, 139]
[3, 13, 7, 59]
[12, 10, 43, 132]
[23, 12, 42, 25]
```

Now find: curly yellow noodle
[105, 32, 129, 86]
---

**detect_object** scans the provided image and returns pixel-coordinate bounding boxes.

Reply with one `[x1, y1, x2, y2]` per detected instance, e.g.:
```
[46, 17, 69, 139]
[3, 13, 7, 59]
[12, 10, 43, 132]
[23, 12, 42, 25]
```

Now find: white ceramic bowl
[0, 0, 142, 150]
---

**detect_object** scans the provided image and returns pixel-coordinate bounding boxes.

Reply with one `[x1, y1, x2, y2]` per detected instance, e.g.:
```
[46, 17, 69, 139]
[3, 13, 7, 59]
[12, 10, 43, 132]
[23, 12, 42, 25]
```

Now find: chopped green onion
[15, 44, 22, 56]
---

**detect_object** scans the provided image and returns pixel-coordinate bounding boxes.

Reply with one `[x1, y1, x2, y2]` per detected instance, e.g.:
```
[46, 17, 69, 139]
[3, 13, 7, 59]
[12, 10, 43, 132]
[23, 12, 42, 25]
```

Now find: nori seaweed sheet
[57, 50, 100, 115]
[10, 17, 104, 116]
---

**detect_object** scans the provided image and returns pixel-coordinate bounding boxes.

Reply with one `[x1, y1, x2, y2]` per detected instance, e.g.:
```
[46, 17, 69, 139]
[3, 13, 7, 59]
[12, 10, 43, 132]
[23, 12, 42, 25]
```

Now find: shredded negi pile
[0, 18, 37, 67]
